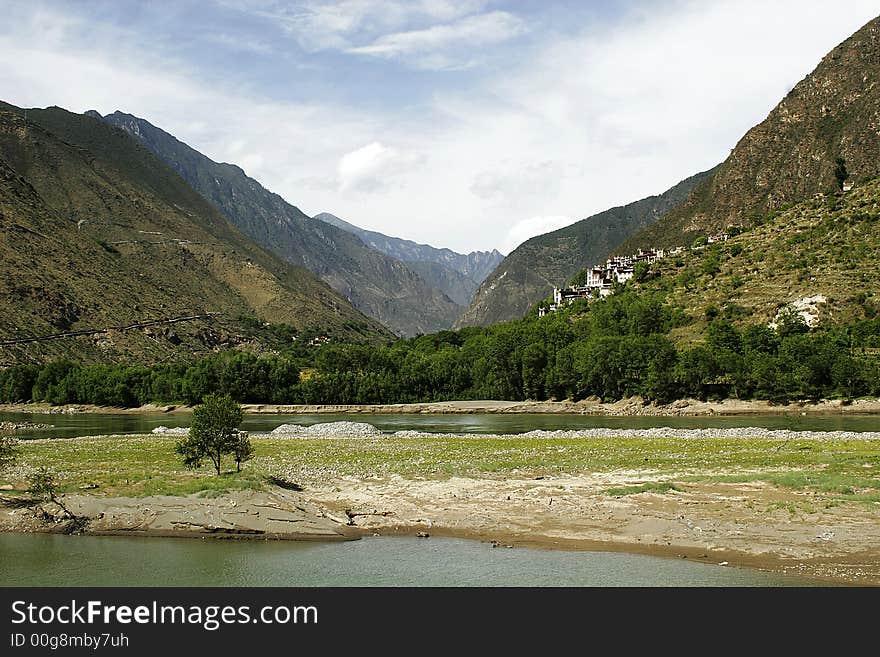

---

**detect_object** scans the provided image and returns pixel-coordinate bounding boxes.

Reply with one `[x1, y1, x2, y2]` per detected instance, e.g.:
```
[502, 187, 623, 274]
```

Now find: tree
[233, 431, 253, 473]
[569, 268, 589, 286]
[775, 307, 810, 338]
[175, 394, 244, 475]
[521, 343, 547, 400]
[28, 466, 75, 517]
[834, 157, 849, 191]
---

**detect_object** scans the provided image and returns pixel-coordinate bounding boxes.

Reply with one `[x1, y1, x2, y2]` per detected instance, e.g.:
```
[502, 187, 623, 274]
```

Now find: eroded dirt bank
[0, 489, 356, 541]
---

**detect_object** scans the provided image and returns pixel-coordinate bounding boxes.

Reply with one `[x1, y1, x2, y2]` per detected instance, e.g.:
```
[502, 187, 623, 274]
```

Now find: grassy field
[4, 433, 879, 508]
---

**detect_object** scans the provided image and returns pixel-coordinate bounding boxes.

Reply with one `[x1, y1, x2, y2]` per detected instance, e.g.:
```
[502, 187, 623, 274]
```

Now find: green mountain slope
[0, 103, 388, 364]
[98, 112, 462, 336]
[633, 178, 880, 342]
[314, 211, 502, 306]
[455, 168, 715, 327]
[620, 15, 880, 252]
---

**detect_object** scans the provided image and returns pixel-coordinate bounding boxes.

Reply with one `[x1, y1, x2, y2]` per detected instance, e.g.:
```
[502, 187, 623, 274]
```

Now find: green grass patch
[605, 482, 684, 496]
[5, 432, 879, 499]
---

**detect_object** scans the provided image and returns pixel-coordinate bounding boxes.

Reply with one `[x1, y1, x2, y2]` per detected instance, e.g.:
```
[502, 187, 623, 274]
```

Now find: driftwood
[344, 509, 395, 525]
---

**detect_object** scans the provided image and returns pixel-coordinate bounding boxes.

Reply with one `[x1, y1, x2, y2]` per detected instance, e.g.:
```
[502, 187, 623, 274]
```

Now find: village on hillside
[539, 234, 729, 317]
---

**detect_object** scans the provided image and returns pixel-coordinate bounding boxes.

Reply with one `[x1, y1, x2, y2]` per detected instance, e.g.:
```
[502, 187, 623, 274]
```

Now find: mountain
[0, 102, 388, 364]
[314, 212, 503, 306]
[633, 177, 880, 339]
[620, 15, 880, 253]
[455, 169, 715, 327]
[98, 111, 462, 336]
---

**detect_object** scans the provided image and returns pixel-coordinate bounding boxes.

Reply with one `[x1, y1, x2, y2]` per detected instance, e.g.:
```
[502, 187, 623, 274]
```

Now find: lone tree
[834, 157, 849, 191]
[175, 394, 245, 475]
[28, 466, 75, 518]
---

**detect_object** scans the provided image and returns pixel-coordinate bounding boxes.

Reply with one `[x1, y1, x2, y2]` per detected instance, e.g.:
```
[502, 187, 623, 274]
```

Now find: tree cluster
[2, 290, 880, 408]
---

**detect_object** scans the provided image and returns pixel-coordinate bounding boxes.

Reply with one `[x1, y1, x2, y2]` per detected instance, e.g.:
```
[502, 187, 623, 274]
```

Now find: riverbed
[1, 410, 878, 440]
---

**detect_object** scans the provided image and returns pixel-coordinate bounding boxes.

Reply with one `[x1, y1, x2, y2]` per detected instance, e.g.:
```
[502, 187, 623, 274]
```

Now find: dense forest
[2, 287, 879, 408]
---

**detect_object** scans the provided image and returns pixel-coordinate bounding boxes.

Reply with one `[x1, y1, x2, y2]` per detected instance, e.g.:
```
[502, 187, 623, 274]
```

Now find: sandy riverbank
[295, 471, 880, 585]
[3, 396, 880, 416]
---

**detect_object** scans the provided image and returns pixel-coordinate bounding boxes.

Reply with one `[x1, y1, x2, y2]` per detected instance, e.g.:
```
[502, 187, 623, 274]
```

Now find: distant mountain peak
[313, 212, 504, 285]
[98, 112, 465, 336]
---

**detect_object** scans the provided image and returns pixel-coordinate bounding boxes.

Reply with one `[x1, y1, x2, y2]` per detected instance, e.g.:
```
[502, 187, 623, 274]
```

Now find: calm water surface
[3, 410, 878, 440]
[0, 534, 821, 587]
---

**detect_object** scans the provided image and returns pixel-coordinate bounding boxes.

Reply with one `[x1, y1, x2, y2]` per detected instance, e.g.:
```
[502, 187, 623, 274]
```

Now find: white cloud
[2, 1, 880, 256]
[501, 216, 573, 254]
[224, 0, 490, 52]
[337, 141, 423, 192]
[346, 11, 525, 59]
[202, 32, 274, 54]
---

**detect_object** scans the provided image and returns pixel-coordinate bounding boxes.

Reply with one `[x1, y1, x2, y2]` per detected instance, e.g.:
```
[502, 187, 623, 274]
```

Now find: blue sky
[1, 1, 879, 253]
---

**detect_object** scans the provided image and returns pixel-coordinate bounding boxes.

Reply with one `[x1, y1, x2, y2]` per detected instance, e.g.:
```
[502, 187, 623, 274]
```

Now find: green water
[2, 410, 878, 440]
[0, 534, 821, 587]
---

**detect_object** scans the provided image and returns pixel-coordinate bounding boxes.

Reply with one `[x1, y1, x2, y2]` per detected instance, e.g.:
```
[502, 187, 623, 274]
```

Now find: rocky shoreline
[0, 421, 53, 431]
[3, 396, 880, 417]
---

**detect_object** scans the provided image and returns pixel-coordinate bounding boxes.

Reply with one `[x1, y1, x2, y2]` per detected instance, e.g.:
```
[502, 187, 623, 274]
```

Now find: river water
[2, 410, 878, 440]
[0, 534, 820, 587]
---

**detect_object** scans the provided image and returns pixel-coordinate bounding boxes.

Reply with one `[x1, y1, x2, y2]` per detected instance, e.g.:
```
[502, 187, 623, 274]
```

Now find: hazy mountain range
[314, 212, 502, 307]
[0, 102, 389, 363]
[3, 15, 879, 363]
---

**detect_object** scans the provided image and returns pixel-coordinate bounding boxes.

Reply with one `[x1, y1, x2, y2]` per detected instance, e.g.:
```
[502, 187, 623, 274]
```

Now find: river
[0, 534, 821, 587]
[2, 410, 878, 440]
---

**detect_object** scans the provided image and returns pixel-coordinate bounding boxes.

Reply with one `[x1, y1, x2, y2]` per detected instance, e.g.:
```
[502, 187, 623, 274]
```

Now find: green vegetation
[3, 172, 880, 409]
[26, 466, 76, 518]
[175, 394, 248, 475]
[6, 434, 878, 511]
[2, 283, 879, 406]
[605, 482, 684, 496]
[27, 467, 60, 502]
